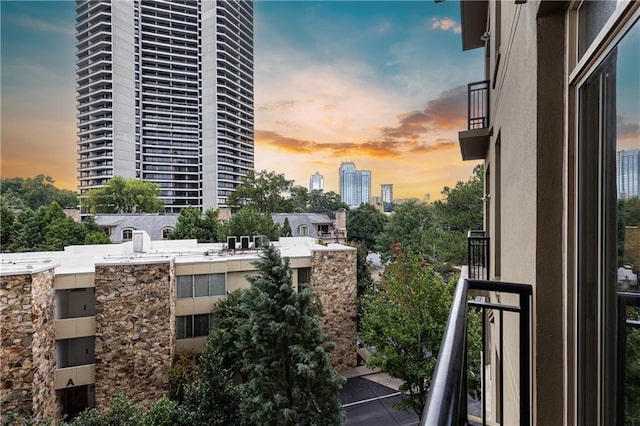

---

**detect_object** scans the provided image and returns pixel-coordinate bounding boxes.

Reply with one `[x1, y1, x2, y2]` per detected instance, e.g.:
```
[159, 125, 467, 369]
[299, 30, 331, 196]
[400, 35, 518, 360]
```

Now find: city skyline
[1, 1, 483, 200]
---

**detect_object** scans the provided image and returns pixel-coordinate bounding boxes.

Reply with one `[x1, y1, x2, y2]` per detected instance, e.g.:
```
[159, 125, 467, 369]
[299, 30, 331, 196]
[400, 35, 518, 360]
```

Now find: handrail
[421, 273, 469, 426]
[422, 272, 532, 425]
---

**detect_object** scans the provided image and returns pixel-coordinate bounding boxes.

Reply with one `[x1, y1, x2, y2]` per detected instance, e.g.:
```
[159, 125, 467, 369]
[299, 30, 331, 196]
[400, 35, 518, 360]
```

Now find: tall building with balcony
[339, 162, 371, 207]
[76, 0, 254, 213]
[309, 171, 324, 191]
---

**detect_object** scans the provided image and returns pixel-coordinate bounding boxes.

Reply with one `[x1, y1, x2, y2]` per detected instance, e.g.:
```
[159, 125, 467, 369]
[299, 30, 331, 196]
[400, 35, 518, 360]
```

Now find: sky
[0, 0, 483, 200]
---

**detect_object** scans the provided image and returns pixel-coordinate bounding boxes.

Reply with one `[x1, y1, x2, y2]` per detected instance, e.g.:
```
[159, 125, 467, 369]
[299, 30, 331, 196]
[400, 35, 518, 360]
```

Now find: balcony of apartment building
[422, 232, 533, 425]
[458, 80, 492, 161]
[54, 278, 97, 392]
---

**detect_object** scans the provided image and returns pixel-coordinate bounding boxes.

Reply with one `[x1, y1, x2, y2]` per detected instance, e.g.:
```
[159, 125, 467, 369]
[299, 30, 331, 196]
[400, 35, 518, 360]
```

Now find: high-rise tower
[76, 0, 254, 212]
[339, 162, 371, 207]
[617, 149, 640, 198]
[309, 171, 324, 191]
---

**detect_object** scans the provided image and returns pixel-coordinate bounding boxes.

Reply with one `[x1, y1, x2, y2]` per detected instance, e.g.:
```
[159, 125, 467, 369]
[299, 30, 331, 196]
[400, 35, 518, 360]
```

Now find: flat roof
[0, 234, 354, 276]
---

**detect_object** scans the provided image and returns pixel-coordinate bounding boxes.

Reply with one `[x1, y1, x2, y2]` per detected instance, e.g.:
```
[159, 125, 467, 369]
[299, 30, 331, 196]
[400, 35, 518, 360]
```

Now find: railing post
[520, 289, 531, 426]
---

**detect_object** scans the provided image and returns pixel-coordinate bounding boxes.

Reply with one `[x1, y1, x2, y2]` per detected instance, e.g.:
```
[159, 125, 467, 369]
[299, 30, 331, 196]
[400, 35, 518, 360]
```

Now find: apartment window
[299, 225, 309, 236]
[297, 267, 311, 293]
[176, 273, 226, 298]
[176, 314, 213, 339]
[122, 228, 133, 241]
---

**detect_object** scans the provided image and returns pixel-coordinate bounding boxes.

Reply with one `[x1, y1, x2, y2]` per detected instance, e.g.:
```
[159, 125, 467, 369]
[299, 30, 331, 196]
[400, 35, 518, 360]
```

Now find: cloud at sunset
[431, 17, 462, 34]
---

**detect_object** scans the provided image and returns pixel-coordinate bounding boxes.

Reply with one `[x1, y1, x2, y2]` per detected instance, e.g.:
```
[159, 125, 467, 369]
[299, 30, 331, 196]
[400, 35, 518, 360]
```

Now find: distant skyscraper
[618, 149, 640, 198]
[381, 184, 393, 204]
[339, 162, 371, 207]
[76, 0, 254, 212]
[310, 171, 324, 191]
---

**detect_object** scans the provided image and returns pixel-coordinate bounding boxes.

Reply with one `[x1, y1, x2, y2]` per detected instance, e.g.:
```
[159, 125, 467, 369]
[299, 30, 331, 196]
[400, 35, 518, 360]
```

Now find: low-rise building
[0, 233, 357, 421]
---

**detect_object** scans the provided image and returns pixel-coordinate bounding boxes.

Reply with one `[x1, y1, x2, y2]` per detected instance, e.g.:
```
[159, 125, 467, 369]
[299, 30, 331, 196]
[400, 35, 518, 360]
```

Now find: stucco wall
[94, 262, 175, 409]
[310, 249, 357, 371]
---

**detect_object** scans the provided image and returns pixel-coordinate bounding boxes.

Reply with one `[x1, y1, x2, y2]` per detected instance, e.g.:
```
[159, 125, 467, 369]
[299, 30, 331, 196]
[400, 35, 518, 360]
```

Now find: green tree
[289, 186, 310, 212]
[429, 164, 483, 265]
[281, 217, 292, 237]
[309, 190, 349, 216]
[81, 176, 164, 214]
[375, 200, 434, 262]
[181, 343, 244, 426]
[0, 203, 16, 249]
[347, 203, 388, 251]
[69, 393, 143, 426]
[169, 207, 222, 243]
[361, 248, 453, 417]
[1, 175, 78, 210]
[226, 170, 293, 213]
[222, 206, 280, 241]
[238, 244, 345, 425]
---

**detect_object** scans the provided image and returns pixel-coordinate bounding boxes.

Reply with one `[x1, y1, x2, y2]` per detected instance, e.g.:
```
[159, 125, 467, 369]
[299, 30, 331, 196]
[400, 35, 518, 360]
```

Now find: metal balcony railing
[468, 80, 490, 130]
[468, 230, 490, 280]
[422, 273, 532, 425]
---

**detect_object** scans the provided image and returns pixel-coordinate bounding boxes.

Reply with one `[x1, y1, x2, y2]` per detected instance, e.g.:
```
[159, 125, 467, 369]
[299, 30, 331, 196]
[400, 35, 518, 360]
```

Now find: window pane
[209, 273, 226, 296]
[176, 316, 191, 339]
[193, 314, 210, 337]
[194, 274, 209, 297]
[177, 276, 193, 298]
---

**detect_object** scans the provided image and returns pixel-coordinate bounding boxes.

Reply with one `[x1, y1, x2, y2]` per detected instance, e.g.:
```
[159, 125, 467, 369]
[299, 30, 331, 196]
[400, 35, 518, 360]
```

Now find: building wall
[310, 249, 357, 371]
[481, 1, 566, 423]
[0, 269, 57, 420]
[94, 262, 175, 408]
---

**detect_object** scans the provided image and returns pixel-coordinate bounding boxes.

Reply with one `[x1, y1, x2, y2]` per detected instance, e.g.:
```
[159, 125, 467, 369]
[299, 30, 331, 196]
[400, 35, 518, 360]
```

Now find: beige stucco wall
[483, 1, 566, 424]
[94, 262, 175, 409]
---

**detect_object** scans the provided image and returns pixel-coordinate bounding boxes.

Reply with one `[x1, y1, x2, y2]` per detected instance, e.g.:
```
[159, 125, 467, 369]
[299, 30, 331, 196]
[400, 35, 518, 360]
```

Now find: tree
[1, 175, 78, 210]
[375, 200, 434, 262]
[309, 190, 349, 216]
[360, 247, 453, 417]
[347, 203, 388, 251]
[238, 243, 345, 425]
[181, 343, 244, 426]
[430, 164, 483, 265]
[169, 207, 222, 243]
[226, 170, 293, 213]
[222, 206, 280, 241]
[288, 186, 310, 212]
[281, 217, 292, 237]
[81, 176, 164, 214]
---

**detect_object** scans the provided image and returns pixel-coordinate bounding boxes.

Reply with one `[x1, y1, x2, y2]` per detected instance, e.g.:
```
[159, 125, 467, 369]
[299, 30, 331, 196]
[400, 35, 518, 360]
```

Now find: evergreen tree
[281, 217, 292, 237]
[238, 244, 345, 425]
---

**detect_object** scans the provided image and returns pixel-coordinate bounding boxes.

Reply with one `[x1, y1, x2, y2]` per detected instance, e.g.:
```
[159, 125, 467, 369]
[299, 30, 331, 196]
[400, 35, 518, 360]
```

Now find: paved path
[339, 376, 420, 426]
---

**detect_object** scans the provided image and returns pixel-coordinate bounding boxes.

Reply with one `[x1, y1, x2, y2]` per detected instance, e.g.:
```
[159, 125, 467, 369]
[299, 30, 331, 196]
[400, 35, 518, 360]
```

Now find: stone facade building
[0, 233, 357, 420]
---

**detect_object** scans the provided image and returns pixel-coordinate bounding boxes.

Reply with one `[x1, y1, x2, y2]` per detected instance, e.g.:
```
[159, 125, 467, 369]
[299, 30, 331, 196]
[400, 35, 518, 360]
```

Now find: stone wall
[30, 269, 57, 420]
[310, 249, 357, 371]
[625, 226, 640, 267]
[94, 261, 175, 409]
[0, 268, 56, 420]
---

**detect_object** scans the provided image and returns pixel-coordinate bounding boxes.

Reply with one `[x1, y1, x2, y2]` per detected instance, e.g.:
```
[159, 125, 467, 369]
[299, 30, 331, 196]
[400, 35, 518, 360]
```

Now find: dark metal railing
[468, 80, 490, 130]
[422, 273, 532, 426]
[617, 291, 640, 425]
[468, 230, 490, 280]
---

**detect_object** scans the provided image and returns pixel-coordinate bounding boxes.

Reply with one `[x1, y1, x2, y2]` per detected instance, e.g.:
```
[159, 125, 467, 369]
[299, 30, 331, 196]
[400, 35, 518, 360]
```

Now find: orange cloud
[431, 17, 461, 34]
[379, 85, 466, 140]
